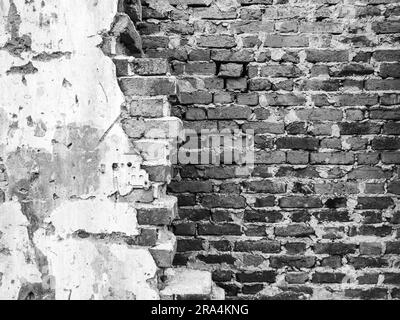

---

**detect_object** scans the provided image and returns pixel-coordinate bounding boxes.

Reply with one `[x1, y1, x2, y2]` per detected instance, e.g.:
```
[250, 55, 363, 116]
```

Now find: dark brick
[372, 21, 400, 34]
[345, 288, 388, 300]
[209, 240, 232, 251]
[270, 256, 316, 269]
[173, 253, 190, 266]
[198, 223, 242, 235]
[383, 122, 400, 135]
[315, 210, 350, 222]
[243, 210, 283, 223]
[321, 256, 342, 269]
[339, 122, 381, 135]
[357, 273, 379, 285]
[356, 197, 394, 209]
[380, 63, 400, 78]
[173, 222, 197, 236]
[279, 197, 323, 208]
[306, 50, 349, 62]
[201, 194, 246, 208]
[285, 243, 307, 255]
[285, 273, 309, 284]
[198, 35, 236, 48]
[254, 196, 276, 207]
[275, 224, 315, 238]
[217, 283, 240, 296]
[388, 181, 400, 195]
[234, 240, 281, 253]
[373, 50, 400, 62]
[312, 272, 346, 284]
[276, 137, 319, 151]
[236, 270, 276, 283]
[177, 239, 204, 252]
[348, 257, 389, 269]
[356, 225, 393, 237]
[243, 180, 286, 193]
[384, 273, 400, 284]
[197, 254, 236, 265]
[168, 181, 213, 193]
[242, 284, 264, 295]
[212, 270, 234, 282]
[372, 137, 400, 150]
[313, 243, 357, 255]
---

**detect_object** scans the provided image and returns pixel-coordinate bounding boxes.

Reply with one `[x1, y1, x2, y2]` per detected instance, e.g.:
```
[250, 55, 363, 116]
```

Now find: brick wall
[139, 0, 400, 300]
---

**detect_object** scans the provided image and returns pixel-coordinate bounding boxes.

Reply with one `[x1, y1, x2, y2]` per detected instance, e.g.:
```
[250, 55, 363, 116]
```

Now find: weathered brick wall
[139, 0, 400, 299]
[0, 0, 224, 300]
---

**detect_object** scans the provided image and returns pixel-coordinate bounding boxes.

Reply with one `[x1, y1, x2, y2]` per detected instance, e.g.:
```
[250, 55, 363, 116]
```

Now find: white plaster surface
[0, 0, 158, 300]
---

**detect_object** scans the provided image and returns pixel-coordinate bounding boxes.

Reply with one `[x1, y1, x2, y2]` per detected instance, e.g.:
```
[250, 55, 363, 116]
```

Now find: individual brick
[310, 152, 354, 165]
[211, 49, 254, 62]
[264, 34, 309, 47]
[306, 50, 349, 62]
[201, 194, 247, 208]
[243, 180, 286, 193]
[275, 224, 315, 237]
[197, 35, 237, 48]
[260, 65, 302, 78]
[279, 197, 323, 208]
[270, 256, 316, 269]
[372, 21, 400, 34]
[119, 76, 176, 96]
[218, 63, 243, 78]
[207, 105, 252, 119]
[313, 243, 357, 255]
[236, 271, 276, 283]
[226, 78, 248, 91]
[198, 223, 243, 235]
[356, 197, 394, 209]
[312, 273, 346, 284]
[185, 61, 217, 75]
[234, 240, 281, 253]
[276, 137, 319, 151]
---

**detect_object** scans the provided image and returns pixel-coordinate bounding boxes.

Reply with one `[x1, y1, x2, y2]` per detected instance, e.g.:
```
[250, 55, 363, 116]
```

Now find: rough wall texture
[0, 0, 222, 300]
[138, 0, 400, 299]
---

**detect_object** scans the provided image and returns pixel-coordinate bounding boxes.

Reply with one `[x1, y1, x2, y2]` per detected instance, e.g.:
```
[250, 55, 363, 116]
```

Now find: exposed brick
[312, 272, 345, 284]
[306, 50, 349, 62]
[372, 21, 400, 34]
[260, 65, 302, 78]
[201, 194, 246, 208]
[276, 137, 319, 151]
[236, 271, 276, 283]
[198, 223, 243, 235]
[314, 243, 357, 255]
[243, 180, 286, 193]
[234, 240, 281, 253]
[270, 256, 316, 269]
[264, 34, 309, 47]
[119, 76, 175, 96]
[356, 197, 394, 209]
[244, 210, 283, 223]
[279, 197, 323, 209]
[219, 63, 243, 78]
[197, 35, 237, 48]
[207, 105, 252, 119]
[275, 224, 315, 237]
[345, 288, 388, 300]
[136, 0, 400, 300]
[198, 254, 236, 265]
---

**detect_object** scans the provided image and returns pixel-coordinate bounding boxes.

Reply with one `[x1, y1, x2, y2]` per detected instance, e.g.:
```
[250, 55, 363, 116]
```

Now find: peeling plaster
[0, 0, 158, 299]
